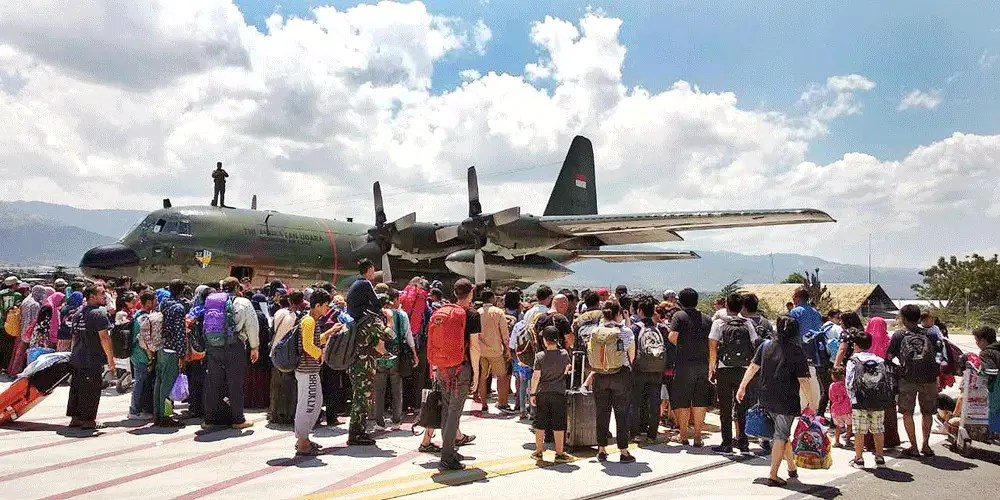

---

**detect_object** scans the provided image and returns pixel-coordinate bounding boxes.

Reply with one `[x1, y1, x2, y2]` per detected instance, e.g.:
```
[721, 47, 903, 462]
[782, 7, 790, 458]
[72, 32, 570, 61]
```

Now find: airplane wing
[572, 250, 700, 262]
[539, 208, 834, 246]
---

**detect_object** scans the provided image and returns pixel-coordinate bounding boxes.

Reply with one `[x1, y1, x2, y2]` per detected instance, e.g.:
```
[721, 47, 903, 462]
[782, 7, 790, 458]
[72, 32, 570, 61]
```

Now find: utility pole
[770, 253, 775, 283]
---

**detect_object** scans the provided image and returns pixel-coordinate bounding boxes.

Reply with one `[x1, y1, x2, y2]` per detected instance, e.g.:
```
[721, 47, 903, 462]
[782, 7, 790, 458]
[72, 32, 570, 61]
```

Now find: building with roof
[740, 283, 898, 318]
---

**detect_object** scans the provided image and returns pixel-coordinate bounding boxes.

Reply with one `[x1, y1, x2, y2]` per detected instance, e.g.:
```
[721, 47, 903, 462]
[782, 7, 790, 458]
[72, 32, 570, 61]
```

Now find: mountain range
[0, 200, 923, 298]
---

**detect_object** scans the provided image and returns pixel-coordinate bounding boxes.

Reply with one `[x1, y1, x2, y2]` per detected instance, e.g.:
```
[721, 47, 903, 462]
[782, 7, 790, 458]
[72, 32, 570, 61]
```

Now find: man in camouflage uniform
[345, 259, 386, 446]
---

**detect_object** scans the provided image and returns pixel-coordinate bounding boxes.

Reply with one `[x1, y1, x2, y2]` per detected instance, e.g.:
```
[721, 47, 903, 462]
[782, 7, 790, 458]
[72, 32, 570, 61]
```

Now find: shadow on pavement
[754, 477, 843, 498]
[919, 455, 978, 471]
[867, 467, 914, 482]
[599, 460, 653, 478]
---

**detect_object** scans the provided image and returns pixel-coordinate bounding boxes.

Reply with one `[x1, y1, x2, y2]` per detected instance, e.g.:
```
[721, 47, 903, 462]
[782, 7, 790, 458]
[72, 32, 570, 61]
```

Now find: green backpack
[376, 310, 405, 370]
[588, 325, 625, 374]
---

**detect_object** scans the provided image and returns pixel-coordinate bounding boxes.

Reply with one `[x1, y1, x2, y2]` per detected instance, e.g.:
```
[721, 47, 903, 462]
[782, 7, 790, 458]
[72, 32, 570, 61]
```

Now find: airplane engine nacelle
[444, 251, 573, 282]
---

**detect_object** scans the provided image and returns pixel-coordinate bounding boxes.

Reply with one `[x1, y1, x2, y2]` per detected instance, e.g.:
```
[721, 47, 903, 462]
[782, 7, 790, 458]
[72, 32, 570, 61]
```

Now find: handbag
[412, 388, 442, 434]
[745, 404, 774, 439]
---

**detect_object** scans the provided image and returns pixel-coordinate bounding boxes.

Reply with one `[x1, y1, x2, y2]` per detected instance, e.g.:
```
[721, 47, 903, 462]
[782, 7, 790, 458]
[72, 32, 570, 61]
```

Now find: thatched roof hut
[739, 283, 898, 318]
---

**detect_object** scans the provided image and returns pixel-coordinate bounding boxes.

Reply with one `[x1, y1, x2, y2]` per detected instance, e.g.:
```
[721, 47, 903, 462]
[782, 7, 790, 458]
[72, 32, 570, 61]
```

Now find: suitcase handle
[569, 351, 588, 390]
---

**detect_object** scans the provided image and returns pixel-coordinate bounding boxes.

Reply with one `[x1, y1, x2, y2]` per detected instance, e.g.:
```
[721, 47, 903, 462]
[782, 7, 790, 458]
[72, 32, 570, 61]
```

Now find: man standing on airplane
[211, 161, 229, 207]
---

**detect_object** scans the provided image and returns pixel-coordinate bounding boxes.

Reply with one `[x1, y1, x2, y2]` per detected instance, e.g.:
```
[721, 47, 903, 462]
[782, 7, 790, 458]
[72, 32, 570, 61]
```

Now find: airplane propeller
[434, 166, 521, 283]
[351, 182, 416, 284]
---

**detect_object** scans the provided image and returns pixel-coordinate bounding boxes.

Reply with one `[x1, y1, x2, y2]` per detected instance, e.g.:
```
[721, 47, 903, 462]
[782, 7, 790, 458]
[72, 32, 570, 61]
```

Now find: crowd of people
[1, 265, 999, 483]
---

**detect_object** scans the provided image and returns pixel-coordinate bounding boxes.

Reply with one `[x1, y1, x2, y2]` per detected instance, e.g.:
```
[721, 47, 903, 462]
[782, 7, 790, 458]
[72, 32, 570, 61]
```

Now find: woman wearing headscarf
[7, 285, 46, 375]
[58, 292, 84, 352]
[30, 291, 64, 350]
[181, 285, 213, 419]
[861, 315, 900, 450]
[244, 292, 273, 409]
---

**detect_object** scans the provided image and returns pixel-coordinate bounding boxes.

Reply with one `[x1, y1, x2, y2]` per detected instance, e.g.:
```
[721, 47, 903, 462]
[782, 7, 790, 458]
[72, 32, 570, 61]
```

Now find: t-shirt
[70, 304, 112, 374]
[886, 327, 943, 383]
[477, 305, 509, 358]
[708, 313, 759, 368]
[463, 306, 482, 364]
[828, 379, 851, 418]
[533, 349, 570, 393]
[788, 304, 823, 365]
[753, 340, 809, 416]
[669, 308, 712, 366]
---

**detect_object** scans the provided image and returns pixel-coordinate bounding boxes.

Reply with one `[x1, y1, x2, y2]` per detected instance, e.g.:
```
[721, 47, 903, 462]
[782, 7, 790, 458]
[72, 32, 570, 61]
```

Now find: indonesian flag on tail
[575, 173, 587, 189]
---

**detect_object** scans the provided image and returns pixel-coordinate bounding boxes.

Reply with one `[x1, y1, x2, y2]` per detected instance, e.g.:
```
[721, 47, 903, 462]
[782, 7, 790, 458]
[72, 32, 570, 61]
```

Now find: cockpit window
[153, 219, 166, 233]
[163, 220, 179, 234]
[178, 221, 192, 236]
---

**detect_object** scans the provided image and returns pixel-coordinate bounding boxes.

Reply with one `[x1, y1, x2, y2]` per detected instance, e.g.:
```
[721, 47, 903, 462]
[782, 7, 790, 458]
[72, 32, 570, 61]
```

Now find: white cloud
[980, 49, 998, 69]
[472, 20, 492, 55]
[1, 1, 998, 269]
[898, 89, 942, 110]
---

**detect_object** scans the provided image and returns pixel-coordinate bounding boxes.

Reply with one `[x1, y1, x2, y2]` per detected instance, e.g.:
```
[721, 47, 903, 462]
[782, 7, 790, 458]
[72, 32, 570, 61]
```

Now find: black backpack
[718, 318, 754, 367]
[634, 323, 667, 373]
[850, 355, 896, 410]
[899, 330, 937, 383]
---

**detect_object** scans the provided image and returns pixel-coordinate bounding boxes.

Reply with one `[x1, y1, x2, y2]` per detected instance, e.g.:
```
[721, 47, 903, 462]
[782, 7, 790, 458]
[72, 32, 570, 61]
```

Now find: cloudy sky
[1, 0, 998, 269]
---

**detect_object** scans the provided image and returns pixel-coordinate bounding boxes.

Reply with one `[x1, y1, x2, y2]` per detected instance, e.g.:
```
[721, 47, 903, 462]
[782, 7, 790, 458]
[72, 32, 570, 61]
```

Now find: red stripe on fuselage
[319, 220, 339, 284]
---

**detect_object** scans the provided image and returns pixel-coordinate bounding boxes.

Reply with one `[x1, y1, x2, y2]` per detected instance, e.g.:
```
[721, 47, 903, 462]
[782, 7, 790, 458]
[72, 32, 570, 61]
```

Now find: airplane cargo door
[230, 266, 254, 282]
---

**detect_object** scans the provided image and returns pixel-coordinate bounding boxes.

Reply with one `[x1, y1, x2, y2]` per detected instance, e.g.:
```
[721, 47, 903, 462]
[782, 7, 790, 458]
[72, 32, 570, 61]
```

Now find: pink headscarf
[866, 316, 891, 359]
[45, 292, 65, 345]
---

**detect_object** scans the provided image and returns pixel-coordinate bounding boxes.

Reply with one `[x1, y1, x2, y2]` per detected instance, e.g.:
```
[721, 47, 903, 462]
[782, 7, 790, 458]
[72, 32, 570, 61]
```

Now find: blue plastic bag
[169, 373, 189, 402]
[27, 347, 56, 364]
[745, 404, 774, 439]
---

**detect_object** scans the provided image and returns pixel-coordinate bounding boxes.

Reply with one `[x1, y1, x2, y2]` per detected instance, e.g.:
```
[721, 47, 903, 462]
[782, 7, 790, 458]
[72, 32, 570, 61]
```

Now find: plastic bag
[745, 404, 774, 439]
[169, 373, 190, 402]
[792, 412, 832, 470]
[27, 347, 56, 365]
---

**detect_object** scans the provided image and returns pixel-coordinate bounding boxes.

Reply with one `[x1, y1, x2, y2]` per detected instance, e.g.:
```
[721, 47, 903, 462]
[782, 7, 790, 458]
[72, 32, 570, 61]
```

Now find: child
[845, 332, 889, 469]
[828, 366, 853, 448]
[530, 326, 573, 463]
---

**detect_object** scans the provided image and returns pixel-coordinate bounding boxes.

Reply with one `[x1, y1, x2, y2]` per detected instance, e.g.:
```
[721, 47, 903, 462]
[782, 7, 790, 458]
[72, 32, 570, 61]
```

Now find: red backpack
[426, 304, 467, 369]
[400, 284, 430, 335]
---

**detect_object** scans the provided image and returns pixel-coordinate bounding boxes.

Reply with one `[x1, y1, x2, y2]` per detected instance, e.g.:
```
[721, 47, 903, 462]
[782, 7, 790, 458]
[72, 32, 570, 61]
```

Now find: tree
[913, 254, 1000, 307]
[782, 272, 807, 284]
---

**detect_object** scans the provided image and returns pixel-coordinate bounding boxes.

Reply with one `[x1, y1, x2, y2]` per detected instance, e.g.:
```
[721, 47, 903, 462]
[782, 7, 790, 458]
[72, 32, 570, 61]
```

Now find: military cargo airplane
[79, 136, 835, 288]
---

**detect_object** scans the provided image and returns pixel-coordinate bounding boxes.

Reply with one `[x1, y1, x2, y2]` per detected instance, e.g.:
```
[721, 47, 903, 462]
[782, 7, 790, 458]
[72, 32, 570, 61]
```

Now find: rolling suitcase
[565, 351, 597, 448]
[0, 362, 72, 424]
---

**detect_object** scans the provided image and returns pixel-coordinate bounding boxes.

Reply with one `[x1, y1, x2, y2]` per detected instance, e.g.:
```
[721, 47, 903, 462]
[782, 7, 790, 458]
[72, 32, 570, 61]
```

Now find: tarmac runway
[0, 334, 994, 499]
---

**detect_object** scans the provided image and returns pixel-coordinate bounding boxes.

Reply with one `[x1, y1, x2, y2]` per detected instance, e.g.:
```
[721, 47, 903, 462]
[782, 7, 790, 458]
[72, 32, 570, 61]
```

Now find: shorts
[479, 356, 508, 378]
[852, 409, 885, 434]
[769, 412, 795, 442]
[833, 414, 851, 428]
[898, 380, 938, 415]
[534, 392, 567, 431]
[670, 364, 713, 408]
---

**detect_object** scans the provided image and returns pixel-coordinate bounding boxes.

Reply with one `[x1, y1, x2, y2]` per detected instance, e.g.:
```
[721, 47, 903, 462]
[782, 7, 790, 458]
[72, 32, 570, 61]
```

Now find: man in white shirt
[708, 293, 759, 454]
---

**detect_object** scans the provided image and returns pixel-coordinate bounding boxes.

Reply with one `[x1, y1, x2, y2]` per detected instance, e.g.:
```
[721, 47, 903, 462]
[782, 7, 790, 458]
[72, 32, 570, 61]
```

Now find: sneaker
[127, 412, 142, 420]
[850, 457, 866, 469]
[530, 450, 544, 461]
[497, 404, 517, 415]
[419, 442, 442, 454]
[737, 442, 751, 454]
[553, 452, 573, 463]
[138, 412, 155, 420]
[154, 418, 185, 428]
[231, 421, 254, 430]
[620, 452, 636, 463]
[438, 459, 465, 471]
[711, 445, 734, 455]
[874, 456, 886, 468]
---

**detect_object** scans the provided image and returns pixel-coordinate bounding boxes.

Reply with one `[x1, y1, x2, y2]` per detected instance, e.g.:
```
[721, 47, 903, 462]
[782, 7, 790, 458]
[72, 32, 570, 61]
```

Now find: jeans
[515, 367, 533, 415]
[204, 342, 248, 425]
[154, 350, 179, 419]
[438, 363, 472, 464]
[716, 366, 748, 446]
[630, 371, 661, 439]
[374, 365, 403, 425]
[594, 369, 630, 450]
[130, 360, 154, 415]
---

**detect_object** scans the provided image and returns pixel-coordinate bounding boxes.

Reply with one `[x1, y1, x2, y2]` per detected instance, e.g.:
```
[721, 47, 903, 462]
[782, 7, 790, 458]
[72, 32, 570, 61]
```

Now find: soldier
[211, 161, 229, 207]
[345, 259, 386, 446]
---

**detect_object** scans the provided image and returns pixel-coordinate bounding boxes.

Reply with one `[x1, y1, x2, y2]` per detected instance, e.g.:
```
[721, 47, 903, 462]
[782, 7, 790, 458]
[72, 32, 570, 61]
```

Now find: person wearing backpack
[202, 277, 260, 430]
[630, 295, 667, 443]
[788, 288, 824, 416]
[582, 300, 636, 463]
[374, 290, 418, 431]
[293, 289, 334, 456]
[845, 331, 890, 469]
[885, 304, 944, 458]
[128, 291, 159, 420]
[153, 280, 188, 428]
[426, 279, 481, 471]
[668, 288, 714, 447]
[708, 293, 760, 454]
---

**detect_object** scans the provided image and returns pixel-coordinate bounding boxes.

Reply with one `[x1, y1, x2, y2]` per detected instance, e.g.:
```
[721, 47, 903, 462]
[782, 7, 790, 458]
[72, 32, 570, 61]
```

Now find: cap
[615, 285, 628, 297]
[541, 326, 561, 342]
[54, 278, 68, 287]
[596, 288, 609, 297]
[3, 276, 18, 286]
[662, 289, 677, 299]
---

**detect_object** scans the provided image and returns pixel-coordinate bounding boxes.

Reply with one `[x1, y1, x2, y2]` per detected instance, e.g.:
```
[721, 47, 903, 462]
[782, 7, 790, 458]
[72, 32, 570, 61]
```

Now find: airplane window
[153, 219, 166, 233]
[178, 221, 192, 236]
[163, 220, 179, 234]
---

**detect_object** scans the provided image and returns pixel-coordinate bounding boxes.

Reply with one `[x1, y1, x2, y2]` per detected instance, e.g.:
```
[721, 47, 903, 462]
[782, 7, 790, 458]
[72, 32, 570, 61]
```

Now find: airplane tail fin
[543, 135, 598, 216]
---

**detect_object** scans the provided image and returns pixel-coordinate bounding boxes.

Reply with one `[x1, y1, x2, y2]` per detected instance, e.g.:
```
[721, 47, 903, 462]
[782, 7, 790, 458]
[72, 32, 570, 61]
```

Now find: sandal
[455, 434, 476, 446]
[921, 447, 935, 457]
[765, 478, 787, 487]
[902, 448, 921, 458]
[788, 469, 798, 479]
[597, 451, 608, 461]
[671, 436, 690, 446]
[692, 439, 705, 448]
[530, 450, 544, 461]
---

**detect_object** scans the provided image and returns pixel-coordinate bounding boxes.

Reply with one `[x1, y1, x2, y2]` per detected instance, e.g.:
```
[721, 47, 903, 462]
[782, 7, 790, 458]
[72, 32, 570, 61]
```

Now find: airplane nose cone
[80, 244, 140, 271]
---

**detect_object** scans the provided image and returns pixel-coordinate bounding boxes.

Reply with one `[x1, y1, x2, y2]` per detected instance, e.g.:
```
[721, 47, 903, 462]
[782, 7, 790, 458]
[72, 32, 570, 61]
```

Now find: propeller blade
[381, 252, 393, 284]
[489, 206, 521, 227]
[435, 225, 461, 243]
[392, 212, 417, 232]
[373, 182, 386, 226]
[350, 235, 370, 252]
[467, 166, 482, 217]
[474, 249, 486, 284]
